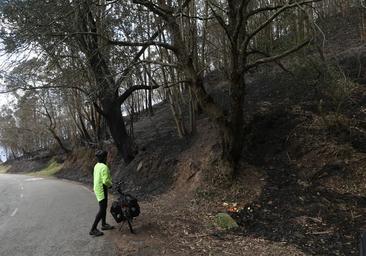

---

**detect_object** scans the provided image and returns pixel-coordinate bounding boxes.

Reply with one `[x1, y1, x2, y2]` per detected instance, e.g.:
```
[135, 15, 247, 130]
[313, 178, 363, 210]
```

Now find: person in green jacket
[89, 150, 114, 237]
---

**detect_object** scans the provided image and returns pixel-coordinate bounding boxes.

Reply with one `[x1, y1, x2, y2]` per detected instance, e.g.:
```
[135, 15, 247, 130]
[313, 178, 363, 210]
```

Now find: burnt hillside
[2, 9, 366, 256]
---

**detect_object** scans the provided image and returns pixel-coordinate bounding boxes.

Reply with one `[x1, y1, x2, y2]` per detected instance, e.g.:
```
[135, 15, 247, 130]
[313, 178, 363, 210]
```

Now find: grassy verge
[0, 165, 11, 173]
[30, 160, 63, 177]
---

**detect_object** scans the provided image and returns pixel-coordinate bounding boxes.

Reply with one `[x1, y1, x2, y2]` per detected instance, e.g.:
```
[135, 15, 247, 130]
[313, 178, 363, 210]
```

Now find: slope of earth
[230, 12, 366, 252]
[237, 102, 366, 255]
[2, 11, 366, 256]
[108, 71, 366, 255]
[319, 8, 362, 56]
[56, 102, 197, 198]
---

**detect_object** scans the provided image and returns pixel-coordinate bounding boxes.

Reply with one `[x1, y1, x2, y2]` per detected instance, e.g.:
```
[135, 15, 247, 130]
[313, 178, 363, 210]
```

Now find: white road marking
[20, 185, 24, 190]
[10, 208, 18, 217]
[25, 178, 44, 182]
[81, 186, 92, 193]
[20, 194, 24, 198]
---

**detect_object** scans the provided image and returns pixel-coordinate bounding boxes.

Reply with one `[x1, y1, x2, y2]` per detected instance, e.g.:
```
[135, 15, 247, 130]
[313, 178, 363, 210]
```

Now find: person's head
[95, 150, 108, 164]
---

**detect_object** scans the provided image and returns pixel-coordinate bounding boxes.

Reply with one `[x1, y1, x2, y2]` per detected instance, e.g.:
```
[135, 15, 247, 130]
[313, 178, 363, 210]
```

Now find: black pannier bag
[111, 182, 141, 233]
[120, 194, 140, 218]
[110, 201, 125, 223]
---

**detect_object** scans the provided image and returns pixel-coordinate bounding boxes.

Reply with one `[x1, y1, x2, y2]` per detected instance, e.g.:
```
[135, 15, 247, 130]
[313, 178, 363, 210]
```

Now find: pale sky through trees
[0, 87, 6, 162]
[0, 45, 14, 161]
[0, 0, 359, 164]
[0, 48, 13, 107]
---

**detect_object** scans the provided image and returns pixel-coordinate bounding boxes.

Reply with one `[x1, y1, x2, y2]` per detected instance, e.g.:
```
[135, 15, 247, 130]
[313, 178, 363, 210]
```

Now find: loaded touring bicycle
[110, 182, 140, 233]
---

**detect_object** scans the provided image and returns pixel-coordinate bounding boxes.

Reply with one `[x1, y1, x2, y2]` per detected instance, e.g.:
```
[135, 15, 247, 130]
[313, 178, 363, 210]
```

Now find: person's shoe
[89, 229, 104, 237]
[101, 223, 114, 230]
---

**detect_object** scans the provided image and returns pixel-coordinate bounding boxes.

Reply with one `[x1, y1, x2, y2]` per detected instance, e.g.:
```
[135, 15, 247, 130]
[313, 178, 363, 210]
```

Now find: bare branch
[109, 39, 176, 52]
[46, 30, 177, 53]
[247, 48, 294, 76]
[139, 60, 179, 68]
[248, 0, 321, 17]
[245, 39, 311, 71]
[115, 29, 166, 86]
[117, 84, 159, 106]
[173, 13, 214, 21]
[208, 3, 232, 43]
[144, 67, 188, 89]
[0, 84, 87, 94]
[242, 0, 321, 51]
[232, 1, 248, 43]
[132, 0, 172, 20]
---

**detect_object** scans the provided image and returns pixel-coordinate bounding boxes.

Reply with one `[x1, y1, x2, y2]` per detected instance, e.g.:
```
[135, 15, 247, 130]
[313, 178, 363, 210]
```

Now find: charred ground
[3, 13, 366, 256]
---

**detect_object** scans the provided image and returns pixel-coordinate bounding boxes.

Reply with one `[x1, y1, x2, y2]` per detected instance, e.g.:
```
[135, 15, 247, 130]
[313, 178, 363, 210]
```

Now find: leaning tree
[131, 0, 321, 181]
[0, 0, 160, 162]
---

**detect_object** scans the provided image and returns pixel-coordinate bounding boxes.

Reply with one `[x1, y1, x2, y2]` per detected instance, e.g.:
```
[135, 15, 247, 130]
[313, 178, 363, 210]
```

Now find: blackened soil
[233, 106, 366, 255]
[111, 102, 198, 199]
[232, 164, 366, 255]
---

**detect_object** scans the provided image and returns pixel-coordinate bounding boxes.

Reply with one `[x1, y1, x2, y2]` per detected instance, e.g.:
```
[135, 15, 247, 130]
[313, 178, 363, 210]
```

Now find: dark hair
[95, 150, 108, 163]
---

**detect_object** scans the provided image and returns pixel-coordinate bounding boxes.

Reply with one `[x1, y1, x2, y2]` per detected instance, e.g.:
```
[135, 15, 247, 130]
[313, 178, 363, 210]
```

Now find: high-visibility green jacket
[93, 163, 112, 202]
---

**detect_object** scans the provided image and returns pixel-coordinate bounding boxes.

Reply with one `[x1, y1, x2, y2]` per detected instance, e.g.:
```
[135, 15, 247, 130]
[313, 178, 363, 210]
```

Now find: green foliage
[290, 56, 358, 133]
[0, 165, 11, 173]
[215, 213, 239, 230]
[30, 159, 63, 177]
[293, 57, 356, 111]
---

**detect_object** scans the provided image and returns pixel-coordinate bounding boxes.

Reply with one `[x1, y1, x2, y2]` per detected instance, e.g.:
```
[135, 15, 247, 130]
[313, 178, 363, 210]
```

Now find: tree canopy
[0, 0, 362, 178]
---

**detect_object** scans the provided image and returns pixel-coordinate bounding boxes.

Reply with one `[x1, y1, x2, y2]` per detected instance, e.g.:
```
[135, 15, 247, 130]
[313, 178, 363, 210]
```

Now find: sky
[0, 146, 6, 162]
[0, 45, 15, 162]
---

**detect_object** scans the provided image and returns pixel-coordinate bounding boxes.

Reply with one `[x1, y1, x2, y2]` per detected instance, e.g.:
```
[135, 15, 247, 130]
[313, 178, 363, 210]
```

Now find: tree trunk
[103, 101, 135, 163]
[169, 17, 239, 181]
[188, 87, 196, 134]
[76, 0, 135, 163]
[48, 127, 71, 154]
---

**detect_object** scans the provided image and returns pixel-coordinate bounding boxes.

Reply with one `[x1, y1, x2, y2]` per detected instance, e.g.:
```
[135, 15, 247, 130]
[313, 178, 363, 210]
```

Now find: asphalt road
[0, 174, 117, 256]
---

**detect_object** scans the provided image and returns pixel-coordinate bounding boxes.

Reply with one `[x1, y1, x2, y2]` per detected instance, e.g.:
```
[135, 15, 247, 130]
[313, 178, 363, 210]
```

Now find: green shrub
[0, 165, 11, 173]
[31, 159, 63, 177]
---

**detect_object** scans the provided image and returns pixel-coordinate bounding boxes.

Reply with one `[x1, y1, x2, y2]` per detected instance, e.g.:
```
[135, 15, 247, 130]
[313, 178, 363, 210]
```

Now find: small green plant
[215, 212, 239, 230]
[31, 159, 63, 177]
[292, 57, 356, 110]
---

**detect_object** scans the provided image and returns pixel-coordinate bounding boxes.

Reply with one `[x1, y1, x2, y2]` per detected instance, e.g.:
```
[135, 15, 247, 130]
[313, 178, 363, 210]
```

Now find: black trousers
[91, 186, 108, 230]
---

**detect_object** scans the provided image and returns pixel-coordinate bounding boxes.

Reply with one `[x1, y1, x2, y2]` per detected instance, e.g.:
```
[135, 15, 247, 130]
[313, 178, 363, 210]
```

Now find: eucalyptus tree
[0, 0, 159, 163]
[0, 106, 19, 159]
[2, 58, 74, 153]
